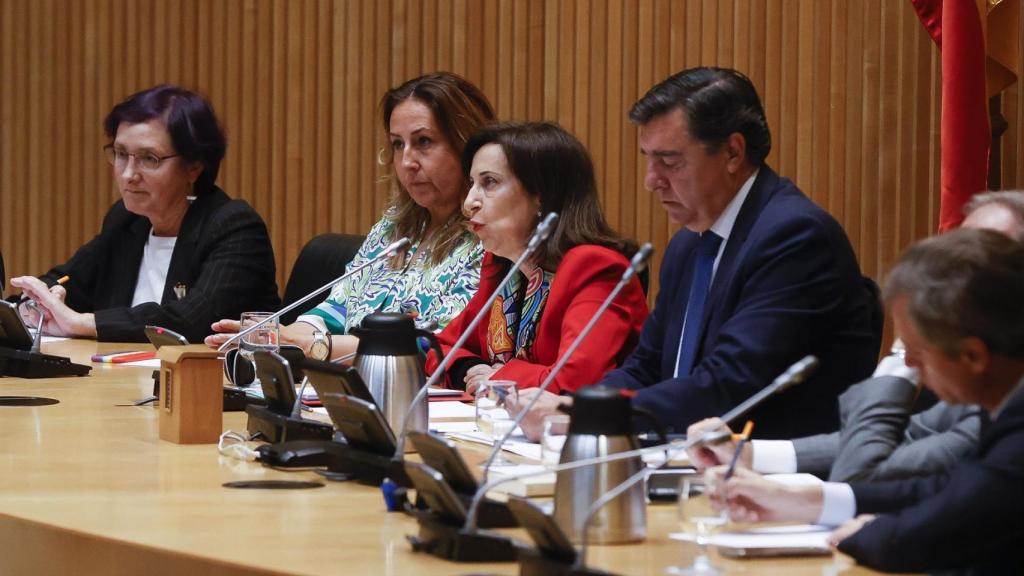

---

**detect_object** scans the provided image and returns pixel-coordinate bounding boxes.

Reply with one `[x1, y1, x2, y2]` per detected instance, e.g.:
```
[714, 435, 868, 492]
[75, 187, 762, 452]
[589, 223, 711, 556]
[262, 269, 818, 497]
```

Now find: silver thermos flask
[348, 313, 443, 446]
[553, 385, 665, 544]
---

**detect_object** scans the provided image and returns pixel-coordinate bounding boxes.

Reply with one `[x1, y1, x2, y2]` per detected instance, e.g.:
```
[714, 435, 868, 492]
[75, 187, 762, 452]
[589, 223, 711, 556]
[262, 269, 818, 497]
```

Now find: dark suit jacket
[602, 167, 880, 438]
[838, 385, 1024, 575]
[792, 375, 984, 482]
[429, 245, 649, 393]
[39, 187, 280, 343]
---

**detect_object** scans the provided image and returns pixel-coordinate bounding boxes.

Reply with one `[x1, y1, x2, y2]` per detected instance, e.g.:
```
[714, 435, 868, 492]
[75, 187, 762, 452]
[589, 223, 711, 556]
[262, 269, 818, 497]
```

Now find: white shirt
[672, 170, 759, 378]
[131, 230, 177, 307]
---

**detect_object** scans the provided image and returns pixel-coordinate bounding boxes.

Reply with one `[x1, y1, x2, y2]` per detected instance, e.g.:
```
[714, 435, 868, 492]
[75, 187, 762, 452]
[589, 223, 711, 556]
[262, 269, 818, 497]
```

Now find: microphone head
[528, 212, 559, 249]
[775, 355, 819, 392]
[386, 237, 412, 256]
[630, 243, 655, 272]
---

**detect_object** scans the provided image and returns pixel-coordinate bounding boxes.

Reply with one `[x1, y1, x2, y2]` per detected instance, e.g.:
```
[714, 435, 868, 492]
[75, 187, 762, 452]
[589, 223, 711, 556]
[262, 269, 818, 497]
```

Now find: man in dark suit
[686, 192, 1024, 481]
[511, 67, 879, 439]
[706, 228, 1024, 575]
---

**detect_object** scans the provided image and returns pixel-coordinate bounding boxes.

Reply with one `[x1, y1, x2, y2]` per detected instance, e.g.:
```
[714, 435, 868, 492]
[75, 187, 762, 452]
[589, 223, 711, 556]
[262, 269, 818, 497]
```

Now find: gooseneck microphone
[478, 243, 655, 482]
[217, 237, 412, 352]
[463, 354, 819, 533]
[393, 212, 559, 456]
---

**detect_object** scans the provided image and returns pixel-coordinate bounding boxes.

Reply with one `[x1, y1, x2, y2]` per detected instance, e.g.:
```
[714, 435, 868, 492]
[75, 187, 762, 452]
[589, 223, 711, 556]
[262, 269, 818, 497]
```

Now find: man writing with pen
[700, 228, 1024, 575]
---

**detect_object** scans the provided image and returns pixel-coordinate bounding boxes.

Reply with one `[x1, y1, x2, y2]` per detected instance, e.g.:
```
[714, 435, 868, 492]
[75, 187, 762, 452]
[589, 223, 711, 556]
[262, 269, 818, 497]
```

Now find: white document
[428, 421, 478, 434]
[429, 401, 477, 420]
[120, 358, 162, 368]
[446, 430, 541, 460]
[670, 524, 832, 554]
[427, 387, 464, 397]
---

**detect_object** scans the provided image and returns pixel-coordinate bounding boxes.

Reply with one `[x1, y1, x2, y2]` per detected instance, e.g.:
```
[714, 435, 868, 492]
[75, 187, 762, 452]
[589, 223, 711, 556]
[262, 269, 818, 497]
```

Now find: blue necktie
[675, 231, 723, 377]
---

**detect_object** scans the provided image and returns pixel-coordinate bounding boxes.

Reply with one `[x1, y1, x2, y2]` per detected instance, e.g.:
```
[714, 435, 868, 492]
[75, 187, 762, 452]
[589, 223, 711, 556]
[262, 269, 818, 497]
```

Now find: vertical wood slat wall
[0, 0, 1020, 305]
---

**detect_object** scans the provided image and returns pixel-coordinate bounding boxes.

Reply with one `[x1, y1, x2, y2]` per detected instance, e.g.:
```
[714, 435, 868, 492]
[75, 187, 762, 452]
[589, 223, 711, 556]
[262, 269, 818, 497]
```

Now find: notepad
[670, 524, 832, 557]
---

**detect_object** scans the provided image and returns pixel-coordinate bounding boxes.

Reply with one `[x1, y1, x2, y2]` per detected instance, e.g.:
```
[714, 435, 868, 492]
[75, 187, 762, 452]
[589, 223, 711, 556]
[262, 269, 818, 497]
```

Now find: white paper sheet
[428, 421, 479, 434]
[428, 401, 477, 419]
[670, 524, 831, 551]
[119, 358, 162, 368]
[301, 386, 462, 401]
[427, 387, 464, 397]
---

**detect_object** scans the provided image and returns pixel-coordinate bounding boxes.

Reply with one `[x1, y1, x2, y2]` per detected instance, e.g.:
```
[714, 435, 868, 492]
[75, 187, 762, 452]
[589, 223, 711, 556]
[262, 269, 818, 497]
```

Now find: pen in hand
[17, 275, 70, 305]
[723, 420, 754, 481]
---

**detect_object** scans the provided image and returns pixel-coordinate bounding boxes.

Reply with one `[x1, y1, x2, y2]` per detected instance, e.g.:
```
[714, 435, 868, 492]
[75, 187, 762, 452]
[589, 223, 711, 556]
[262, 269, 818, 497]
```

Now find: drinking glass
[540, 413, 570, 467]
[666, 477, 727, 575]
[238, 312, 279, 388]
[474, 379, 517, 466]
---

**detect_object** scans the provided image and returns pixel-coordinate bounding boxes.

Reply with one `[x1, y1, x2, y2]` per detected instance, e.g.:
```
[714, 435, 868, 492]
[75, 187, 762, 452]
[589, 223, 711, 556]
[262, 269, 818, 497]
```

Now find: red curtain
[911, 0, 990, 232]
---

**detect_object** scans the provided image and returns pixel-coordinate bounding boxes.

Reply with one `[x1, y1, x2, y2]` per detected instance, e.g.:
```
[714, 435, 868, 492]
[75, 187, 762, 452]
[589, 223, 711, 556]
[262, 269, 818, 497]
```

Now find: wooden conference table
[0, 339, 881, 575]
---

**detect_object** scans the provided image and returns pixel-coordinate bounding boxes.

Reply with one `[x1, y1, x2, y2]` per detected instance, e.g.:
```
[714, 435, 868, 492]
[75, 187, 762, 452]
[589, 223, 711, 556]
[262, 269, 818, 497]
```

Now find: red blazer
[429, 245, 648, 393]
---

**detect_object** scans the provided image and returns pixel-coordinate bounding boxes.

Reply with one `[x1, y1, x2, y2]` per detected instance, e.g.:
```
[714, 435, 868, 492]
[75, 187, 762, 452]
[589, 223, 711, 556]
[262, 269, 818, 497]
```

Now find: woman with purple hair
[11, 84, 279, 343]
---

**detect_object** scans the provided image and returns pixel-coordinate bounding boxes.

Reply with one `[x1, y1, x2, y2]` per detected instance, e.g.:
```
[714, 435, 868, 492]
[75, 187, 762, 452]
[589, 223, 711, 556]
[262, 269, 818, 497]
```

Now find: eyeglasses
[103, 144, 179, 172]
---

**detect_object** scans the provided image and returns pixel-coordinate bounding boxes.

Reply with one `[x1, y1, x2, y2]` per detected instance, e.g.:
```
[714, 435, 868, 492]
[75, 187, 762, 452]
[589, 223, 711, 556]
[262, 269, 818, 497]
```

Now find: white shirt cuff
[816, 482, 856, 527]
[872, 348, 919, 383]
[294, 315, 327, 333]
[750, 440, 798, 474]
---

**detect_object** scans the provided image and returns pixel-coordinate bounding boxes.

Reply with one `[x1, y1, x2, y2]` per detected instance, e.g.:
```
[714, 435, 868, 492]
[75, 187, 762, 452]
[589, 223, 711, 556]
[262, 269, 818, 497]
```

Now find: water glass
[541, 413, 570, 467]
[667, 477, 727, 575]
[238, 311, 279, 387]
[474, 380, 517, 466]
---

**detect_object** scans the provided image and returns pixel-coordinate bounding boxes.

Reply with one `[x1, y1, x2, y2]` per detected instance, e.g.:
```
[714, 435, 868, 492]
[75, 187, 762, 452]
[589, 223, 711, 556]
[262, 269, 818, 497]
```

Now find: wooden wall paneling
[340, 1, 359, 235]
[496, 0, 513, 120]
[423, 0, 438, 73]
[513, 0, 530, 121]
[826, 2, 847, 224]
[859, 2, 882, 276]
[526, 0, 544, 120]
[761, 0, 781, 171]
[618, 0, 639, 247]
[3, 0, 1008, 319]
[269, 0, 286, 281]
[315, 0, 332, 236]
[556, 0, 574, 128]
[650, 0, 671, 262]
[794, 0, 816, 197]
[842, 1, 865, 263]
[633, 0, 653, 266]
[604, 0, 624, 235]
[810, 2, 832, 229]
[1002, 12, 1024, 191]
[368, 1, 383, 228]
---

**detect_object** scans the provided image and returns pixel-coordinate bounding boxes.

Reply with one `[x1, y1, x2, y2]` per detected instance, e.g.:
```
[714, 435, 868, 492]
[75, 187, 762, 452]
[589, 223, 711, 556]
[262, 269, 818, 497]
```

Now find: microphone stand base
[0, 347, 91, 378]
[455, 494, 519, 528]
[406, 511, 519, 562]
[326, 448, 411, 488]
[245, 405, 334, 443]
[519, 547, 620, 576]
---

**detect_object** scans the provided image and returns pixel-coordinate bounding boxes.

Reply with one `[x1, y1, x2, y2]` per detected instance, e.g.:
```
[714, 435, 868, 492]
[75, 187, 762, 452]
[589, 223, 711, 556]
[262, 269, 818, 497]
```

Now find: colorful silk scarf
[486, 266, 554, 364]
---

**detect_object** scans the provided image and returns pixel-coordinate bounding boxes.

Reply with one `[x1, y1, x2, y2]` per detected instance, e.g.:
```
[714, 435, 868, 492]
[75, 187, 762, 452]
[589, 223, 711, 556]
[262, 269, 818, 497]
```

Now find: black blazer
[838, 384, 1024, 575]
[602, 166, 880, 437]
[40, 187, 280, 343]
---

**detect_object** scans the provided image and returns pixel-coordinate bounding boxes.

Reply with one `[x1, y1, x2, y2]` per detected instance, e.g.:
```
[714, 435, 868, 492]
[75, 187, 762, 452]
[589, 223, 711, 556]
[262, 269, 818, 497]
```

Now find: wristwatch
[309, 330, 332, 361]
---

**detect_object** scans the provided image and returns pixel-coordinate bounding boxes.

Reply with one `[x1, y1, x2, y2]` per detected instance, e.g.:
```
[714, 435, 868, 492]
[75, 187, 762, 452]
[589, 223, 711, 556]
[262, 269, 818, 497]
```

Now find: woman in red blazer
[429, 122, 649, 394]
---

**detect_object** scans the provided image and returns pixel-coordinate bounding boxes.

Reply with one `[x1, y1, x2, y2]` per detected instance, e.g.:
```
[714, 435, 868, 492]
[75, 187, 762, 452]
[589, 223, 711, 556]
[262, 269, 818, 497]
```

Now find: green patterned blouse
[299, 218, 483, 334]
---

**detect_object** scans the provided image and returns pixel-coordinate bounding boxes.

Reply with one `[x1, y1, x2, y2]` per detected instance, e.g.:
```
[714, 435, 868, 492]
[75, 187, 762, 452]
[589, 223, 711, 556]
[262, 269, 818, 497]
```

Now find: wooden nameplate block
[157, 345, 225, 444]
